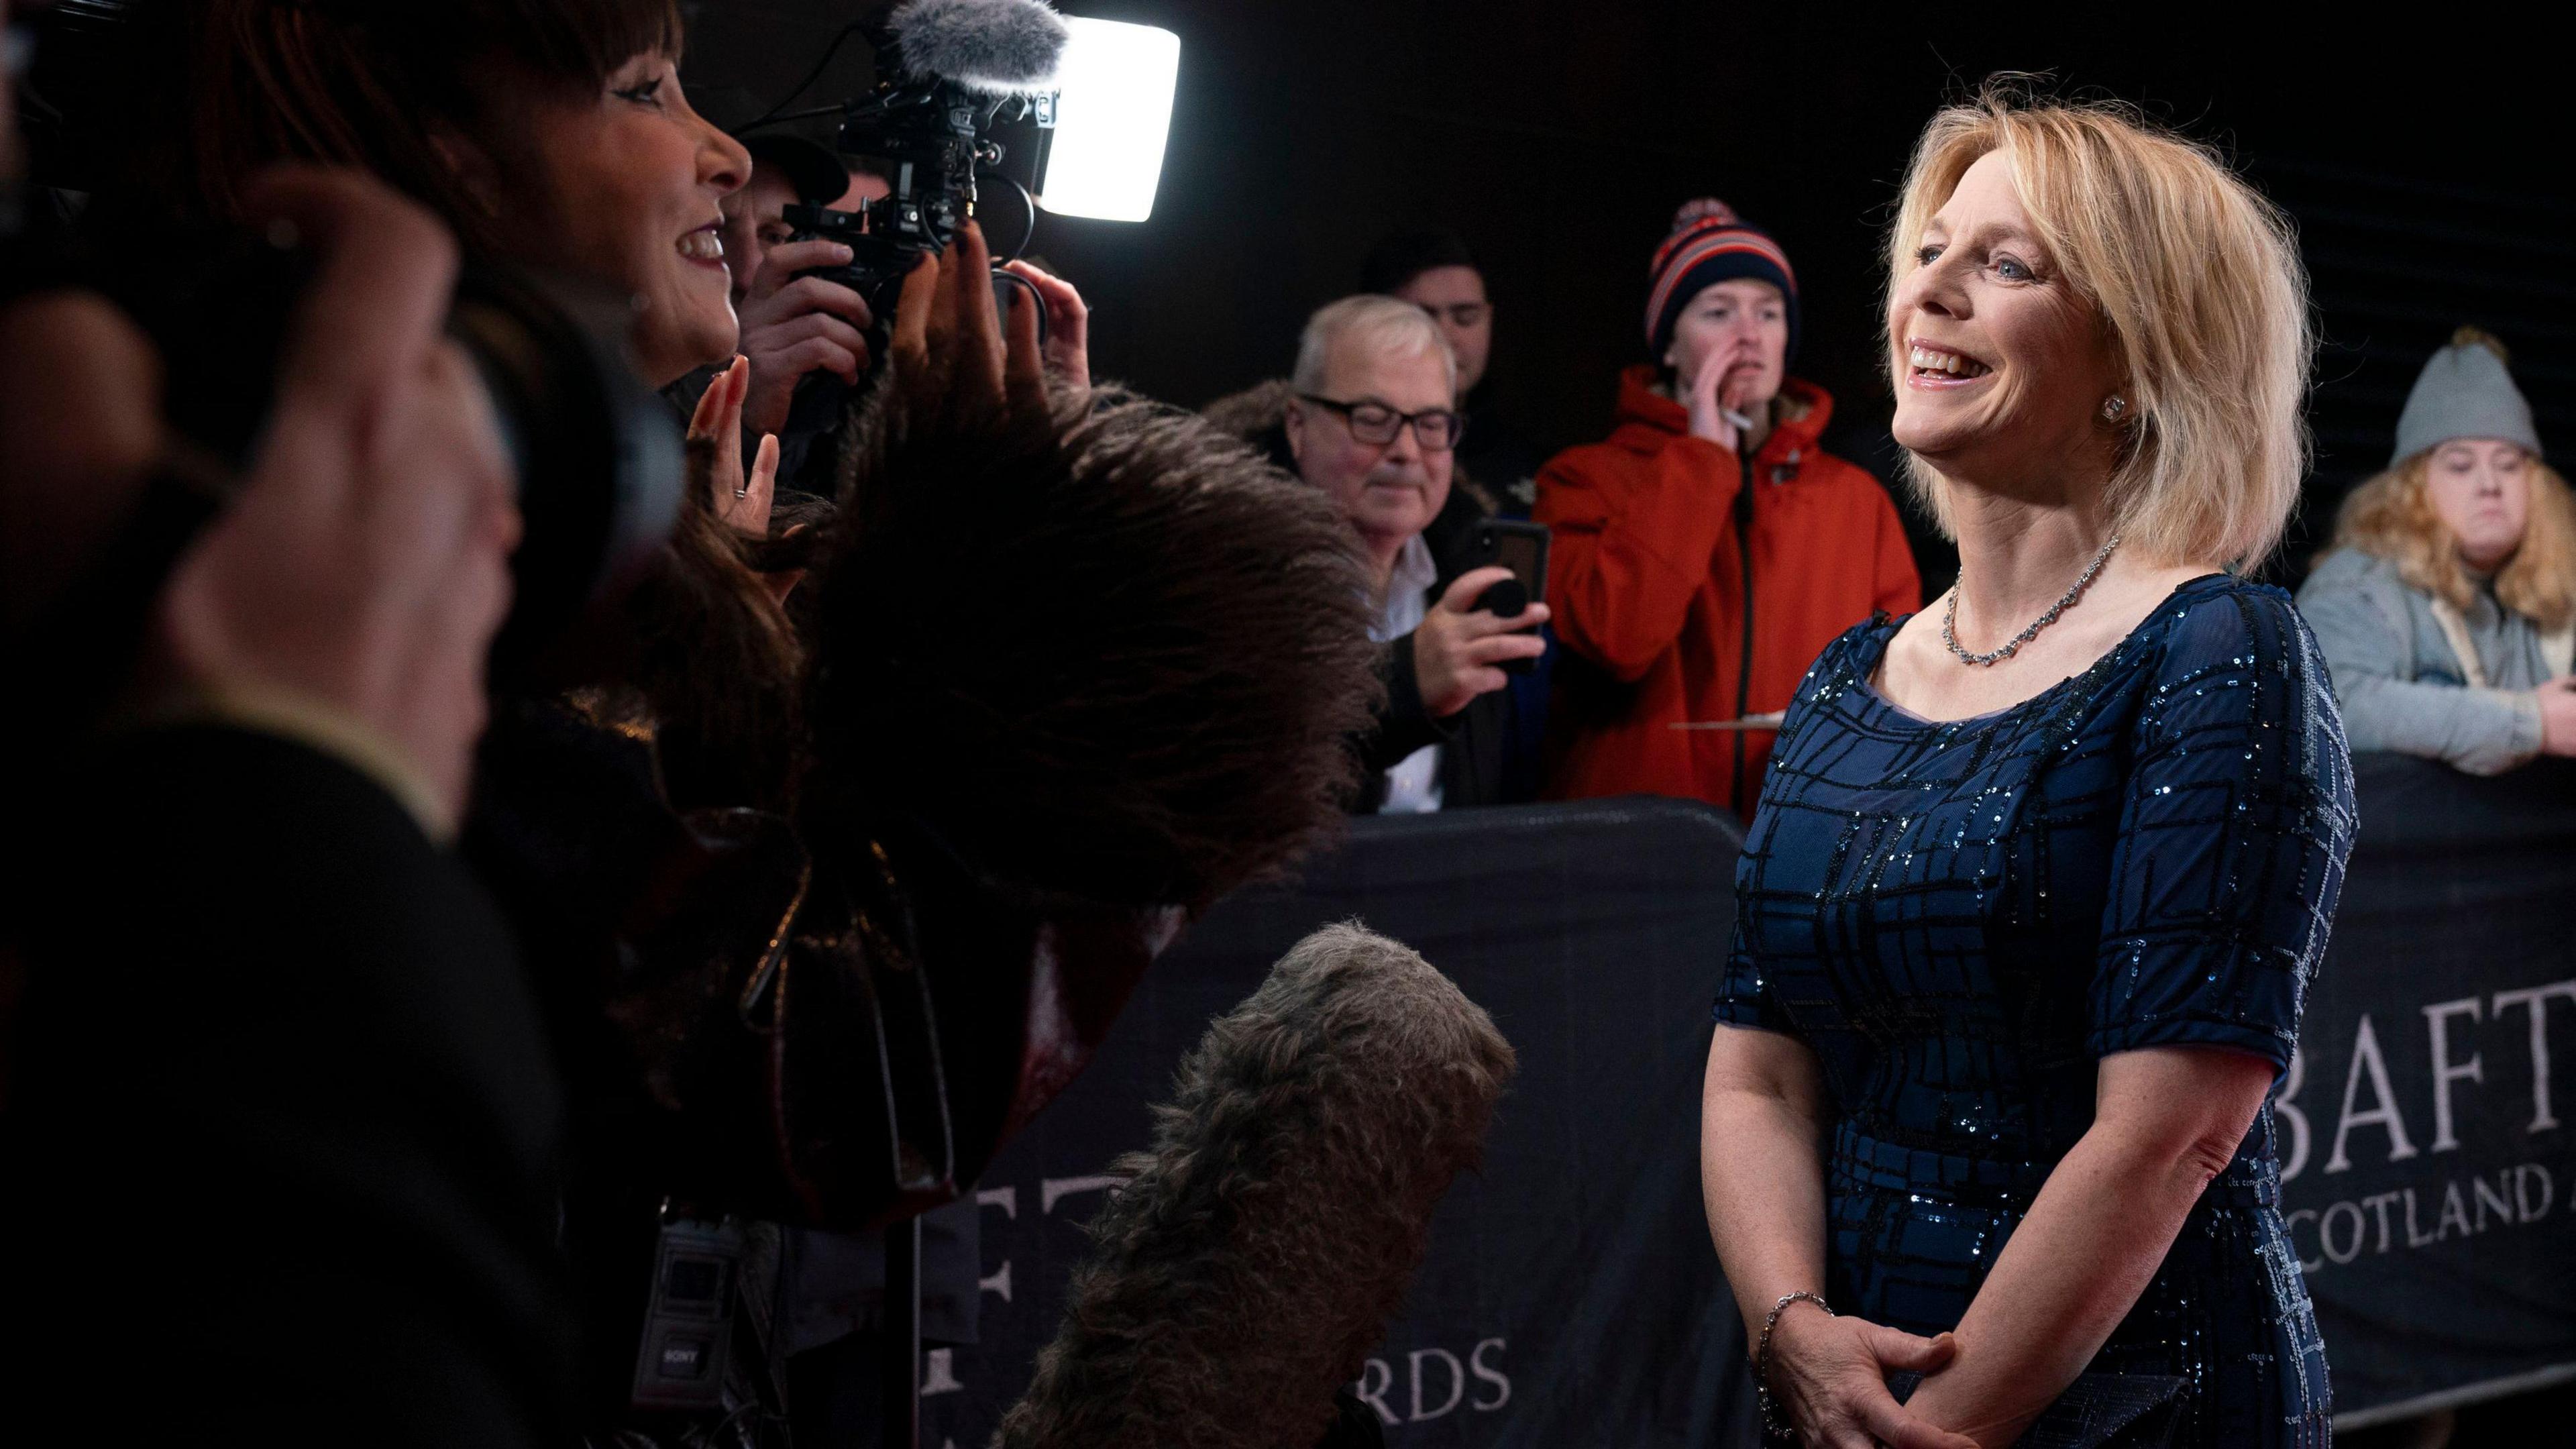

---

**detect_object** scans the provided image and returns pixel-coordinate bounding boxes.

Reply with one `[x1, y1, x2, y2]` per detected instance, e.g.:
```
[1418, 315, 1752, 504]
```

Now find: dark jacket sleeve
[1, 725, 577, 1446]
[1354, 631, 1460, 777]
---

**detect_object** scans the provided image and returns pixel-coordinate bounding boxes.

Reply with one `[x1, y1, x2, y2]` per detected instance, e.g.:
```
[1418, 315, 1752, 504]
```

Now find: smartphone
[1471, 519, 1550, 674]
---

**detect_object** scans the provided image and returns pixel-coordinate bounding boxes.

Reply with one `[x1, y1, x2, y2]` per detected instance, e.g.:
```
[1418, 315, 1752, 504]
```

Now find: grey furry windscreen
[996, 923, 1517, 1449]
[888, 0, 1069, 92]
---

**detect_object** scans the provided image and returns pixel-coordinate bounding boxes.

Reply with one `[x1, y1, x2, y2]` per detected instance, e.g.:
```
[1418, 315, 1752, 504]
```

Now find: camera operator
[1277, 294, 1547, 812]
[716, 133, 874, 452]
[1, 132, 574, 1448]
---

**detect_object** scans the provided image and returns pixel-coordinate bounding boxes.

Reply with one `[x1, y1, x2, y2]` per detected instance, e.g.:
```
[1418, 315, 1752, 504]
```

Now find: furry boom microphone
[996, 925, 1519, 1449]
[885, 0, 1069, 93]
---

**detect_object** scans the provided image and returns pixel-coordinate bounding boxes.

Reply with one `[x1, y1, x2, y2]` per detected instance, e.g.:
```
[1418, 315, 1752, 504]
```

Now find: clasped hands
[1764, 1299, 1984, 1449]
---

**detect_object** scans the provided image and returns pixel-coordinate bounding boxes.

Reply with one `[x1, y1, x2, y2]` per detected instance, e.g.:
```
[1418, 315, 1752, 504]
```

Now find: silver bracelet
[1753, 1290, 1835, 1438]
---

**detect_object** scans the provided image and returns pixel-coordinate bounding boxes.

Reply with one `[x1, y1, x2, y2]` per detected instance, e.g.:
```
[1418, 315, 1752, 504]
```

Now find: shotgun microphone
[995, 924, 1517, 1449]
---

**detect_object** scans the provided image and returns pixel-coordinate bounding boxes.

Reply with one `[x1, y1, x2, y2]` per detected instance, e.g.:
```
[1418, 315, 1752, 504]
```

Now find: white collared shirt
[1372, 535, 1444, 814]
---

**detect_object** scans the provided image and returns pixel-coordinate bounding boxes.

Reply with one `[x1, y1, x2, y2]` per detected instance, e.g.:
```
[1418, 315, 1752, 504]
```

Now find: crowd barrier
[909, 760, 2576, 1446]
[2282, 754, 2576, 1428]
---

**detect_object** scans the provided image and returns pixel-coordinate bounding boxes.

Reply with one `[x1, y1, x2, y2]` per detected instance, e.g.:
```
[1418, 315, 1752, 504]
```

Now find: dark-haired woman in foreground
[1701, 89, 2354, 1448]
[114, 2, 1385, 1441]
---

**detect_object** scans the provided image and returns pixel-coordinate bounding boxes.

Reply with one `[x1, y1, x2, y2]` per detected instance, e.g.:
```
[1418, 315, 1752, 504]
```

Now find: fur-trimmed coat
[1205, 380, 1513, 812]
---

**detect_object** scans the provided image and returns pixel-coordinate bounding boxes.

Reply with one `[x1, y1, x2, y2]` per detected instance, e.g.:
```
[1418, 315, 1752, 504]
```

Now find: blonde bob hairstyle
[1888, 83, 2314, 570]
[2327, 443, 2576, 634]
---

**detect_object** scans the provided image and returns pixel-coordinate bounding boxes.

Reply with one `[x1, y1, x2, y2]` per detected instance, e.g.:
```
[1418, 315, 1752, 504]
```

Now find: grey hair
[1289, 294, 1456, 398]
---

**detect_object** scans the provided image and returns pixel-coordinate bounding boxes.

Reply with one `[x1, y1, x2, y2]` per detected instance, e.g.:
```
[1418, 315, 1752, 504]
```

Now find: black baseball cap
[737, 132, 849, 206]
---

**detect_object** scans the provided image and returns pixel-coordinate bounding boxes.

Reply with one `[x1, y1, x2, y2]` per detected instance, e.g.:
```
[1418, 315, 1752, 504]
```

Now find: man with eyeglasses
[1275, 295, 1548, 813]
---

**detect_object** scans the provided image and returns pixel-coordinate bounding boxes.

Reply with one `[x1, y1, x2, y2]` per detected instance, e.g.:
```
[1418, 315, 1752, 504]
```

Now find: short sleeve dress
[1719, 575, 2355, 1447]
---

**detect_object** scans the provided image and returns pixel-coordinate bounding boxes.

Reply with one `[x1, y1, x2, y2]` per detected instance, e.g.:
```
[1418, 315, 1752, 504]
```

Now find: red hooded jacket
[1536, 367, 1921, 815]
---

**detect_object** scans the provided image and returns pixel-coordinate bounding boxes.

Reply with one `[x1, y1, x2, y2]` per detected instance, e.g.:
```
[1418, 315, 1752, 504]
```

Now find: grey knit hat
[2392, 327, 2542, 466]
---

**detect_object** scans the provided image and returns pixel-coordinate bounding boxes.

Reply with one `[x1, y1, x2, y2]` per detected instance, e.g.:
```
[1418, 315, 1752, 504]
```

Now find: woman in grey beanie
[2298, 327, 2576, 773]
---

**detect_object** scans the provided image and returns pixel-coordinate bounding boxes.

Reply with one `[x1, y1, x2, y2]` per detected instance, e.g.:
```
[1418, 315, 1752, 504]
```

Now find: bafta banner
[2275, 756, 2576, 1428]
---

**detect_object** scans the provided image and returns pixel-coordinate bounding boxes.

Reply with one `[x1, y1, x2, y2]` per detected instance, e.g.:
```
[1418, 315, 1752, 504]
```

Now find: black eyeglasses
[1298, 394, 1467, 452]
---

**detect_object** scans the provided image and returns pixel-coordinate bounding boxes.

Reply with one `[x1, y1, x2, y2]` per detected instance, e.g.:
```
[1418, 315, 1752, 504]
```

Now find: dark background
[685, 5, 2575, 596]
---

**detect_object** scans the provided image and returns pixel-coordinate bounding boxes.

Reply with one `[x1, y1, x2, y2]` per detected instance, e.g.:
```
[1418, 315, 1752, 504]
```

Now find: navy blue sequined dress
[1719, 576, 2354, 1447]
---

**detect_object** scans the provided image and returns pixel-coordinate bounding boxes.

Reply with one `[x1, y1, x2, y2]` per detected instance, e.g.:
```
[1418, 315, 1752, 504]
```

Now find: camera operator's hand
[1000, 259, 1091, 393]
[155, 167, 519, 841]
[1412, 566, 1549, 720]
[891, 219, 1049, 424]
[688, 354, 783, 536]
[737, 243, 873, 437]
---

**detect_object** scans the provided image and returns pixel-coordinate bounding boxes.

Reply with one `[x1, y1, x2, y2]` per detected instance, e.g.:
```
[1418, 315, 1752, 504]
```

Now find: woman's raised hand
[687, 354, 782, 536]
[1764, 1303, 1981, 1449]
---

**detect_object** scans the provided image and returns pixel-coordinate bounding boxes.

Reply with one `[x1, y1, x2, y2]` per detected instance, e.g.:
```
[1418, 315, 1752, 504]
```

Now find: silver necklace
[1941, 534, 2122, 667]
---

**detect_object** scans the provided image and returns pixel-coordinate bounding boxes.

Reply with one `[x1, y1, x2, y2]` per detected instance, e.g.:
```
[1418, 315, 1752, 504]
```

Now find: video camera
[767, 0, 1177, 331]
[769, 0, 1066, 329]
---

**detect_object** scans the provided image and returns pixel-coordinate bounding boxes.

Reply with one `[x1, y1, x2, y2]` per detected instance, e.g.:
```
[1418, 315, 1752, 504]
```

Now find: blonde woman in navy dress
[1701, 88, 2355, 1448]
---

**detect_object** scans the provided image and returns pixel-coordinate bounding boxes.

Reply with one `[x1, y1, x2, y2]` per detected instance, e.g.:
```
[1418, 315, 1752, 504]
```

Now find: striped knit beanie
[1644, 199, 1799, 366]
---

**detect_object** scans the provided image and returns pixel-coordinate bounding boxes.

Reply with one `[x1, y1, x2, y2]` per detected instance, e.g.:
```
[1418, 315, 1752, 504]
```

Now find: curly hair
[801, 374, 1383, 913]
[2327, 439, 2576, 634]
[996, 924, 1517, 1449]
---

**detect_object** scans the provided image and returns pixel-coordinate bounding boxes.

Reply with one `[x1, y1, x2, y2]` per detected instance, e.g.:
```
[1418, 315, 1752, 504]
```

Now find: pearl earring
[2101, 394, 2129, 422]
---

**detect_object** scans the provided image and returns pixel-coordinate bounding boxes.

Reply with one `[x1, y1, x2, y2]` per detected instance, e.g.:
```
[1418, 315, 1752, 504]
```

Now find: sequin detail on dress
[1720, 576, 2355, 1448]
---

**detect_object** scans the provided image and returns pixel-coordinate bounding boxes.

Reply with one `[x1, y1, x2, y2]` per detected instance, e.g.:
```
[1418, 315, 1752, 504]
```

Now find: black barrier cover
[2278, 755, 2576, 1426]
[918, 798, 1758, 1448]
[910, 761, 2575, 1444]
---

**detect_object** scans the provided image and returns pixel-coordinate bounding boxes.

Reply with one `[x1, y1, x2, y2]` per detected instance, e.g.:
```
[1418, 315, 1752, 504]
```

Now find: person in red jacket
[1537, 199, 1921, 816]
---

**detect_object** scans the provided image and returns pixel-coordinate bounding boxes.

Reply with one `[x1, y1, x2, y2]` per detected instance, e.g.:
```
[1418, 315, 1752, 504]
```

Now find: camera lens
[108, 230, 682, 687]
[443, 266, 684, 682]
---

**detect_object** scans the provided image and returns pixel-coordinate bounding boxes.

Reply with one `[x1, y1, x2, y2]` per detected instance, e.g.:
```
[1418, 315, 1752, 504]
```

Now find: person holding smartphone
[1536, 199, 1921, 818]
[1275, 294, 1548, 813]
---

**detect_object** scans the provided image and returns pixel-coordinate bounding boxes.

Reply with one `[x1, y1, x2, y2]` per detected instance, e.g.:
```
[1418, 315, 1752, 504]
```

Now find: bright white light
[1037, 17, 1179, 223]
